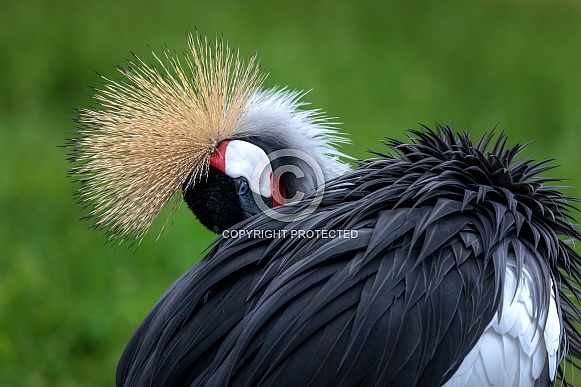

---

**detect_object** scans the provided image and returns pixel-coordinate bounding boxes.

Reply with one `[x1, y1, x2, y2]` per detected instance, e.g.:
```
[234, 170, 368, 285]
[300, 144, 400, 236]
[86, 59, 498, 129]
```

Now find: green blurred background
[1, 0, 581, 385]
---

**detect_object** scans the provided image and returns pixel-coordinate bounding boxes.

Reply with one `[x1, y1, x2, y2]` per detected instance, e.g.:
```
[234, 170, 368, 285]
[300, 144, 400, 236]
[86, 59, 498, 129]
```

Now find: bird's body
[116, 130, 581, 386]
[68, 34, 581, 386]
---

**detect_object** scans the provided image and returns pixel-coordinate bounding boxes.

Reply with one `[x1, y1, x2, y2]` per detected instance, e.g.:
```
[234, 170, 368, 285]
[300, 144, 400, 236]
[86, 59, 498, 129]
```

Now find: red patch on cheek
[209, 141, 229, 172]
[271, 172, 287, 207]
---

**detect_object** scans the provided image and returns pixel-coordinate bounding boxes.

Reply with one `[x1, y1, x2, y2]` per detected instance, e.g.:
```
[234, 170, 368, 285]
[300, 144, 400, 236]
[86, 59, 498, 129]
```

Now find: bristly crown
[67, 32, 266, 242]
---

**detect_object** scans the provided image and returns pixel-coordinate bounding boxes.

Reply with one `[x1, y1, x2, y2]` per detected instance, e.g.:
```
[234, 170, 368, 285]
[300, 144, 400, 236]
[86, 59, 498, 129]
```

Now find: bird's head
[183, 139, 277, 234]
[67, 32, 350, 241]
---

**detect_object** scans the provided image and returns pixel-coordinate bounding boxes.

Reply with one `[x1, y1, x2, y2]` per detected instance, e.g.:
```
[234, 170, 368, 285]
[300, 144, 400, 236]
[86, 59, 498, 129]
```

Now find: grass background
[1, 0, 581, 385]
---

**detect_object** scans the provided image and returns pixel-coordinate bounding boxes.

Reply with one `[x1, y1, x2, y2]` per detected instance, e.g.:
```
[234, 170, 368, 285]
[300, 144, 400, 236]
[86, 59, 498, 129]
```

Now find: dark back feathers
[117, 126, 581, 387]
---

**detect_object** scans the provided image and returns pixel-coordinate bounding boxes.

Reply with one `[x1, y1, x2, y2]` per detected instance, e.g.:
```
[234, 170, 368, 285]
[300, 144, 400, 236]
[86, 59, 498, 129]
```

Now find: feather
[116, 127, 581, 386]
[67, 32, 264, 241]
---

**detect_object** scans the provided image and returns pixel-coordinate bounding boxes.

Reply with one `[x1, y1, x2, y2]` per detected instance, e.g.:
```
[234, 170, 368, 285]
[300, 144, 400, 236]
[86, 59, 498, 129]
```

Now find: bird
[68, 32, 581, 386]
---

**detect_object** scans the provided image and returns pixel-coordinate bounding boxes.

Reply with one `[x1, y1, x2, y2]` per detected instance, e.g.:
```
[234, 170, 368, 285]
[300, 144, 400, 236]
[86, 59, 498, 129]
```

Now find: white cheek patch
[224, 140, 273, 198]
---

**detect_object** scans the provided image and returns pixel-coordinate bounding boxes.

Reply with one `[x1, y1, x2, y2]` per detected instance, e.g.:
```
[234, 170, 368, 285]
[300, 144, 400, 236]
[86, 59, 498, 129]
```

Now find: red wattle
[271, 172, 286, 207]
[209, 141, 230, 172]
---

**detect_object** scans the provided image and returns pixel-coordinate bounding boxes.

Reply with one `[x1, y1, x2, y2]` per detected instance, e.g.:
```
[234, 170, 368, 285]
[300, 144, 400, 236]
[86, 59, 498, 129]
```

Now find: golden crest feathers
[67, 32, 266, 242]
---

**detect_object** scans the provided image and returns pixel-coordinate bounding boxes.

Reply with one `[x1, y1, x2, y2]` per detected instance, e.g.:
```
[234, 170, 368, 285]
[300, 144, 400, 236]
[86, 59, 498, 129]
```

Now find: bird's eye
[236, 178, 249, 196]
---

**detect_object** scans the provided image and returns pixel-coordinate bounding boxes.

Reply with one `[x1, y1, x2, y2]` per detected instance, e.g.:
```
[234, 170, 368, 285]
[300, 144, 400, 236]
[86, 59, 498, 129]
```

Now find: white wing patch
[444, 265, 560, 386]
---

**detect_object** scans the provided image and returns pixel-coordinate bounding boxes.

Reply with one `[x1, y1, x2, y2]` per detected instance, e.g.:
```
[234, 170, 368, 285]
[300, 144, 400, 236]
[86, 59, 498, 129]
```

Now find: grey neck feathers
[235, 88, 352, 196]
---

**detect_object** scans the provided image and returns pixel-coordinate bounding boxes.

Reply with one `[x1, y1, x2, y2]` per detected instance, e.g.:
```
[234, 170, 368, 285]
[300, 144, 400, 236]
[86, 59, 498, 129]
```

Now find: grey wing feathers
[117, 127, 581, 387]
[118, 202, 503, 387]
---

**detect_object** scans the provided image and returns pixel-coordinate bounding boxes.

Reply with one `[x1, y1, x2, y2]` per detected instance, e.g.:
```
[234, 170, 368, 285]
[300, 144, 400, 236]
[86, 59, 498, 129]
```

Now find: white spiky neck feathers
[68, 32, 350, 242]
[238, 88, 351, 181]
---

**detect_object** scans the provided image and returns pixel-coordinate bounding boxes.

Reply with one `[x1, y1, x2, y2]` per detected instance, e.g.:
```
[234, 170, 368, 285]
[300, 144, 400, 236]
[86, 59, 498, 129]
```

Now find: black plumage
[183, 167, 245, 234]
[117, 127, 581, 386]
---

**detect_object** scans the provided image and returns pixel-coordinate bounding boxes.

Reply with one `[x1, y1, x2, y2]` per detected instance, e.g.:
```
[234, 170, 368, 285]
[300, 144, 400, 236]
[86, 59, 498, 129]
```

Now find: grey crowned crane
[68, 33, 581, 386]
